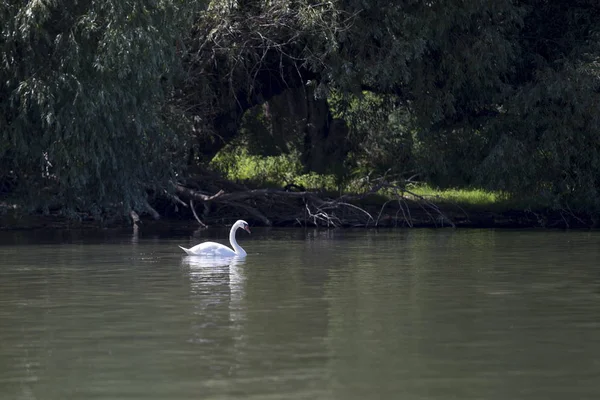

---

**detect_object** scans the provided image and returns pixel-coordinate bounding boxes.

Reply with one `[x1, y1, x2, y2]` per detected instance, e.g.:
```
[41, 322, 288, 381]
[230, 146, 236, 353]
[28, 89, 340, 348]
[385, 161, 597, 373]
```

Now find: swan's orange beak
[244, 225, 251, 233]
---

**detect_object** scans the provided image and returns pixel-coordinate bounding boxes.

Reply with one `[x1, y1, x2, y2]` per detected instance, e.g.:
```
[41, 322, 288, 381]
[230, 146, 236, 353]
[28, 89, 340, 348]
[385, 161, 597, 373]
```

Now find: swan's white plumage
[179, 220, 250, 257]
[179, 242, 238, 257]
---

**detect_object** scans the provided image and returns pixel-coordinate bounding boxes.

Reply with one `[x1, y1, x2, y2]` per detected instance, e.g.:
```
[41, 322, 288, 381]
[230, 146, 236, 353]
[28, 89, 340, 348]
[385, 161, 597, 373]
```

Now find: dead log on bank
[172, 180, 461, 228]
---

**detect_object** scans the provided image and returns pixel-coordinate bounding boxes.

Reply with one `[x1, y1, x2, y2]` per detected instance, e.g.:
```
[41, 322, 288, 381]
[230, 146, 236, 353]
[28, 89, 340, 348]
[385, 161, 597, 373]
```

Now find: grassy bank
[205, 149, 600, 228]
[0, 152, 586, 230]
[210, 149, 547, 214]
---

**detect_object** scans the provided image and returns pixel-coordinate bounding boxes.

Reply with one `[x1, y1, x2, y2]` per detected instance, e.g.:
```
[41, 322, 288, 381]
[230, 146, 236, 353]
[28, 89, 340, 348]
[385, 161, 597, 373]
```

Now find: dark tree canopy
[3, 0, 600, 220]
[0, 0, 199, 216]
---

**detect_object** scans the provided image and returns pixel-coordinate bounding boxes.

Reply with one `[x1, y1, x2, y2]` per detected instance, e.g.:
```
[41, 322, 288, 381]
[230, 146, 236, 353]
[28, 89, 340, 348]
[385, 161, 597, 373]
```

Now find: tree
[0, 0, 200, 217]
[4, 0, 600, 221]
[175, 0, 352, 164]
[417, 0, 600, 211]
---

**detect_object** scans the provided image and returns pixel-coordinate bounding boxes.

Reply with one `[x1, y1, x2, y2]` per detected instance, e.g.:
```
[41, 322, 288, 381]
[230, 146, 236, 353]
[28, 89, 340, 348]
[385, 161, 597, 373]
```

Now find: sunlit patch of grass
[211, 149, 548, 213]
[409, 185, 500, 208]
[407, 184, 552, 212]
[211, 148, 338, 190]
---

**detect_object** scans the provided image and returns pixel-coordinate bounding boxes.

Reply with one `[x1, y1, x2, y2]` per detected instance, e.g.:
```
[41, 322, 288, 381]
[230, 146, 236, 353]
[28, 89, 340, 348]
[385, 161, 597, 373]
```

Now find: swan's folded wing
[181, 241, 236, 257]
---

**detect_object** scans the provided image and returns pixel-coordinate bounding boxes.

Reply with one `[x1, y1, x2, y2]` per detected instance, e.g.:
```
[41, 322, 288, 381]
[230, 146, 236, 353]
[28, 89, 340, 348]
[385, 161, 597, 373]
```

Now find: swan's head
[235, 220, 251, 233]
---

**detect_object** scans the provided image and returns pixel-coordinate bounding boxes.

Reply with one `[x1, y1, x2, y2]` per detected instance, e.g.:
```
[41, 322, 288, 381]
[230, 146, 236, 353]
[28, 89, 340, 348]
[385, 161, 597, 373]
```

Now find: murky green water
[1, 228, 599, 399]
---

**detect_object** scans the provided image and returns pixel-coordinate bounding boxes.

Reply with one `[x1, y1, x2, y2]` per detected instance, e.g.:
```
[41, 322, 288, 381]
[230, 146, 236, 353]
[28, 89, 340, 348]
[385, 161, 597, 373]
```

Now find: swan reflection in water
[181, 256, 247, 345]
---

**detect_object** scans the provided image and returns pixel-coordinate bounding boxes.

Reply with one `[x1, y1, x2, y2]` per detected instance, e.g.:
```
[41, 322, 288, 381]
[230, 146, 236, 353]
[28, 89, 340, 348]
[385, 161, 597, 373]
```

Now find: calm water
[1, 228, 599, 400]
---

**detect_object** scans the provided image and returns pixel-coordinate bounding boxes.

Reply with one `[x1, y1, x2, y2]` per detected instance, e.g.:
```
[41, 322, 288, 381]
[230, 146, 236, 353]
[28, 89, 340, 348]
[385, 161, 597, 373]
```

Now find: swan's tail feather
[179, 245, 193, 255]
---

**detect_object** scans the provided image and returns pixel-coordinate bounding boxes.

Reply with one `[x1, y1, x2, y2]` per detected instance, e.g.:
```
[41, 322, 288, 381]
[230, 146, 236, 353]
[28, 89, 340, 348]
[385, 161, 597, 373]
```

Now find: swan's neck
[229, 226, 247, 257]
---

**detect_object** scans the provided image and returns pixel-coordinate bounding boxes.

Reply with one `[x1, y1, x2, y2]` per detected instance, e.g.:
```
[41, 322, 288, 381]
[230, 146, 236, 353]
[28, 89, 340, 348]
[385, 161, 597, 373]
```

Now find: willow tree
[0, 0, 199, 217]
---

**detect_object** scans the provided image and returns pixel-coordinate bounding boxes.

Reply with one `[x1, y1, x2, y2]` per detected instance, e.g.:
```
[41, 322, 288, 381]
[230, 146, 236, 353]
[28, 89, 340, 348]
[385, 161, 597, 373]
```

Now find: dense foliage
[0, 0, 197, 217]
[3, 0, 600, 220]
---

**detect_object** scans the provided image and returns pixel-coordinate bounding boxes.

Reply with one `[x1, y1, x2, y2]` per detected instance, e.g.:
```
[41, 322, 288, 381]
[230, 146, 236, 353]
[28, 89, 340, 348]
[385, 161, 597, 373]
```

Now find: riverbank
[1, 199, 594, 230]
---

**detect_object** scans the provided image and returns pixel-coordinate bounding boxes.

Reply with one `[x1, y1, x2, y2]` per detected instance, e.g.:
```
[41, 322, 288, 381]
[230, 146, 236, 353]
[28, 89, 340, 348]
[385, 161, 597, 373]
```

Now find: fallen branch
[225, 201, 272, 226]
[396, 197, 413, 228]
[170, 177, 461, 228]
[175, 185, 224, 202]
[375, 199, 393, 227]
[334, 201, 374, 226]
[130, 210, 140, 225]
[190, 199, 208, 228]
[170, 194, 188, 208]
[145, 202, 161, 220]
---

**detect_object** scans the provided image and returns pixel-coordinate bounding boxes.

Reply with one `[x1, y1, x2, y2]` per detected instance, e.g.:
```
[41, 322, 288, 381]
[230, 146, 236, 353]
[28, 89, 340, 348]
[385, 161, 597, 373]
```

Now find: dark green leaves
[1, 0, 200, 217]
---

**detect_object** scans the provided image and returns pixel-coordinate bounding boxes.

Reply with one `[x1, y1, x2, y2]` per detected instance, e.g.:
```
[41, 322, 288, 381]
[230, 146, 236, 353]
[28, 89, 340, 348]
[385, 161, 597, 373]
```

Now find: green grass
[407, 184, 552, 212]
[409, 186, 500, 208]
[211, 148, 338, 190]
[211, 150, 547, 212]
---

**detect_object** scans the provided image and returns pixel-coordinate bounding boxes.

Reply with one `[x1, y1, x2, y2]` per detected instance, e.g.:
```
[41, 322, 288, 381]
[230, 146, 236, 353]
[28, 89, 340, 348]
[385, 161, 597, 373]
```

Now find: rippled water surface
[1, 228, 599, 399]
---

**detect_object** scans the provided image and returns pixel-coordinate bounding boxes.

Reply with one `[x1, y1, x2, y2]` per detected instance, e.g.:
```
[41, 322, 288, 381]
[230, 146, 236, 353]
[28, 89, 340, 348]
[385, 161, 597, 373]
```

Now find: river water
[0, 227, 599, 400]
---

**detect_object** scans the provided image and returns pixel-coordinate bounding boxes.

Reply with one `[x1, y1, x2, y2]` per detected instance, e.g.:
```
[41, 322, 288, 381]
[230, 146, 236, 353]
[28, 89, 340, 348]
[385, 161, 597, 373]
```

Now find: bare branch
[176, 184, 224, 202]
[189, 199, 208, 228]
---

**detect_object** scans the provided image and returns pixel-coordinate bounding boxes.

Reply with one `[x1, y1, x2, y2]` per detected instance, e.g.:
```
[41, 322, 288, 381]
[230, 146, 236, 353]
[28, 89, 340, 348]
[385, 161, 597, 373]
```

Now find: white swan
[179, 220, 251, 257]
